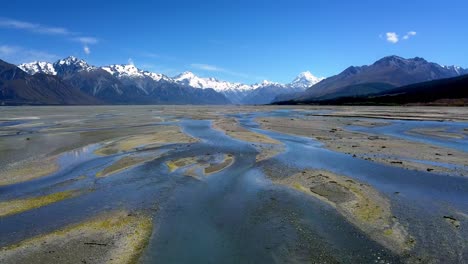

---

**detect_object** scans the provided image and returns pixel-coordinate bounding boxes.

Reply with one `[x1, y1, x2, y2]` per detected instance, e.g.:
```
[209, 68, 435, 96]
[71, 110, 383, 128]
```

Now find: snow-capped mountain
[243, 77, 322, 104]
[173, 71, 258, 103]
[289, 71, 325, 89]
[251, 80, 282, 89]
[18, 61, 57, 75]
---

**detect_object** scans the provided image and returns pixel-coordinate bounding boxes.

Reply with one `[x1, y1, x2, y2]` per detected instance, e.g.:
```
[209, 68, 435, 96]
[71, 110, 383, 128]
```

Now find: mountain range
[279, 74, 468, 106]
[0, 55, 466, 105]
[10, 57, 322, 105]
[275, 55, 468, 103]
[0, 59, 98, 105]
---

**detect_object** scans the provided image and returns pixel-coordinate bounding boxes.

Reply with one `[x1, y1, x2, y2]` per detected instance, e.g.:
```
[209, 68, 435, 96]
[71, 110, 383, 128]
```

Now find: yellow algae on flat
[292, 182, 310, 193]
[165, 157, 198, 172]
[96, 156, 153, 178]
[0, 190, 78, 217]
[0, 211, 153, 264]
[204, 155, 234, 174]
[273, 170, 414, 254]
[166, 154, 235, 177]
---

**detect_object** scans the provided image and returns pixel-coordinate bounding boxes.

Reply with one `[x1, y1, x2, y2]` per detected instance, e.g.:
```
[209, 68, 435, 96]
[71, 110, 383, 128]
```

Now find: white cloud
[128, 58, 135, 65]
[0, 45, 59, 63]
[74, 37, 97, 56]
[83, 45, 90, 55]
[382, 31, 417, 43]
[386, 32, 399, 43]
[403, 31, 417, 40]
[190, 63, 249, 78]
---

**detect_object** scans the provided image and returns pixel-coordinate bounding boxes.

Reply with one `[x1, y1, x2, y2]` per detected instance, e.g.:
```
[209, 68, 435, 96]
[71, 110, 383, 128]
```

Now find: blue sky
[1, 0, 467, 83]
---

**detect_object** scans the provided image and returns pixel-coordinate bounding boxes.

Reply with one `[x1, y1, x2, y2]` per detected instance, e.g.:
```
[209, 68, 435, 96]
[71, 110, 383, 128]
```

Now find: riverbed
[0, 106, 466, 263]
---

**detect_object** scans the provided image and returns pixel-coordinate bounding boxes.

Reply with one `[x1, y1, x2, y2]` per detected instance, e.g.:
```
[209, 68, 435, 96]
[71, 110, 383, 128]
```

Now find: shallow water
[347, 119, 468, 152]
[141, 119, 399, 263]
[0, 107, 467, 263]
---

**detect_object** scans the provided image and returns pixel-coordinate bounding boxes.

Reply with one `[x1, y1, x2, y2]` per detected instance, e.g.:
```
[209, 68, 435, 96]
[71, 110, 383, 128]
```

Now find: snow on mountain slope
[18, 61, 57, 75]
[19, 56, 96, 76]
[174, 71, 324, 93]
[174, 71, 253, 92]
[442, 65, 468, 76]
[54, 56, 96, 72]
[101, 64, 171, 82]
[289, 71, 325, 89]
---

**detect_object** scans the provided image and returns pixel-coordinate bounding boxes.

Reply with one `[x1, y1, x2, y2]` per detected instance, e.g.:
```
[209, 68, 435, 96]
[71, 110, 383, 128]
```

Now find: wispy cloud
[141, 52, 160, 59]
[385, 32, 399, 43]
[403, 31, 417, 40]
[190, 63, 249, 78]
[74, 37, 99, 44]
[0, 17, 70, 35]
[0, 44, 59, 63]
[191, 63, 223, 71]
[139, 51, 176, 61]
[0, 17, 98, 55]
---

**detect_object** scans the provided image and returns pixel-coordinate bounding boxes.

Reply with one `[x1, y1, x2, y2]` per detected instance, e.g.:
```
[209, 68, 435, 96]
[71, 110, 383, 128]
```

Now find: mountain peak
[375, 55, 429, 66]
[289, 71, 324, 89]
[56, 56, 84, 65]
[176, 71, 197, 79]
[53, 56, 94, 74]
[297, 71, 314, 78]
[381, 55, 404, 60]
